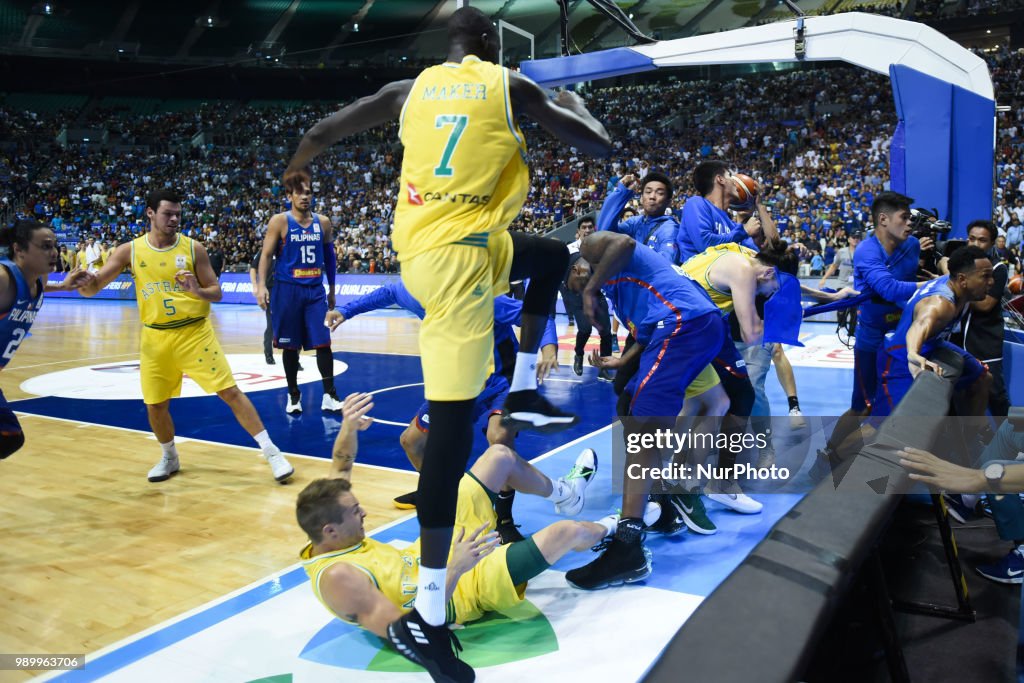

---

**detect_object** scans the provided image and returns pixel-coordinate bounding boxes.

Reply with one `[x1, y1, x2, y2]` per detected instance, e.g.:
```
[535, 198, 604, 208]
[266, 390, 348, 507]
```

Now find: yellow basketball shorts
[684, 364, 721, 399]
[139, 318, 236, 404]
[449, 473, 523, 624]
[401, 231, 513, 401]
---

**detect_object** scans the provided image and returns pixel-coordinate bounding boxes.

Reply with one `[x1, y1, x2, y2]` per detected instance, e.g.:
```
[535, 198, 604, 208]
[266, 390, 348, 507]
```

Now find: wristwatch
[984, 462, 1006, 490]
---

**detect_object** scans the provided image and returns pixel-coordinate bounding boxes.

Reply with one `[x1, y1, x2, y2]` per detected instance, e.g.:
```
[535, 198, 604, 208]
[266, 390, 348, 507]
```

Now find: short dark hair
[966, 219, 997, 243]
[284, 168, 312, 194]
[448, 6, 494, 44]
[146, 189, 182, 212]
[296, 478, 352, 543]
[754, 237, 799, 276]
[693, 160, 730, 197]
[578, 216, 596, 228]
[0, 219, 49, 254]
[947, 245, 989, 276]
[870, 191, 913, 227]
[640, 171, 673, 201]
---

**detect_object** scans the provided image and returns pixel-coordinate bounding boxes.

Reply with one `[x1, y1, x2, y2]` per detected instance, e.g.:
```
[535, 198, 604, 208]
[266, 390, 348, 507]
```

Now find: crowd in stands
[8, 46, 1024, 278]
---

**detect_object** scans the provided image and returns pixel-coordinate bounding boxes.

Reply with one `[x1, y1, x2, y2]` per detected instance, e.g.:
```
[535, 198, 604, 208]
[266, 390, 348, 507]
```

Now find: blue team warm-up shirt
[596, 182, 679, 263]
[600, 242, 717, 346]
[676, 196, 756, 264]
[852, 234, 920, 351]
[885, 275, 964, 355]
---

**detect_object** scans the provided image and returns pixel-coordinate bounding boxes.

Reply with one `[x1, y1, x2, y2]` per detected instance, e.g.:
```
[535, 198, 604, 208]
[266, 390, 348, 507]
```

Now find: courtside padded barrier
[643, 347, 964, 683]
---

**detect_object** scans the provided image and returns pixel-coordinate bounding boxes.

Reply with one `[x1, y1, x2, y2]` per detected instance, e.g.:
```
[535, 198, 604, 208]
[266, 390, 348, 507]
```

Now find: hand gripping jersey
[392, 55, 530, 260]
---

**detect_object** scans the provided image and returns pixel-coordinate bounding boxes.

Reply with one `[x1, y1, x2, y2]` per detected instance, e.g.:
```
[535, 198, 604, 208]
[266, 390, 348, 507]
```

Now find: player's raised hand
[175, 269, 200, 294]
[341, 392, 374, 431]
[620, 173, 637, 190]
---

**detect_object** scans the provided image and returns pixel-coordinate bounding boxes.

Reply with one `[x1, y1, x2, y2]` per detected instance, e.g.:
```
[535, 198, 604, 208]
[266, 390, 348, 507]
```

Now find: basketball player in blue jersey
[0, 220, 89, 460]
[817, 192, 933, 465]
[285, 10, 611, 677]
[255, 170, 342, 414]
[564, 231, 723, 589]
[676, 160, 772, 263]
[871, 246, 993, 417]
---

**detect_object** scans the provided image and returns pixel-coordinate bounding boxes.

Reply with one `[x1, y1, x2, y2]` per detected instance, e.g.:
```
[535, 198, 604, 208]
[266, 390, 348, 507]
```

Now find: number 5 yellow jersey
[131, 234, 210, 329]
[393, 55, 529, 261]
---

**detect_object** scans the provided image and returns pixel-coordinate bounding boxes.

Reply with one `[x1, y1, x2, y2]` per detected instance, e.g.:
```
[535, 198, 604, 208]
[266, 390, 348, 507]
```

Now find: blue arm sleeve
[855, 246, 918, 306]
[339, 282, 402, 319]
[596, 182, 634, 233]
[323, 242, 337, 292]
[541, 316, 558, 349]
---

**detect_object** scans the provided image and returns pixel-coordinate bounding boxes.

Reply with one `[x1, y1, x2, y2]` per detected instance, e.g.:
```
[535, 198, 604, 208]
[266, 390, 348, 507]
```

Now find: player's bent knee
[0, 431, 25, 459]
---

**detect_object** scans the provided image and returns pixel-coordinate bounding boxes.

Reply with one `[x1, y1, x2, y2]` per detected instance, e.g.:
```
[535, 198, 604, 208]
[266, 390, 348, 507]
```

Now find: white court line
[11, 352, 138, 370]
[12, 412, 413, 474]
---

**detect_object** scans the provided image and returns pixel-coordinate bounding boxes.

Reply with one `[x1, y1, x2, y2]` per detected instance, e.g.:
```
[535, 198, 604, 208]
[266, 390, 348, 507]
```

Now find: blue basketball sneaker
[975, 548, 1024, 585]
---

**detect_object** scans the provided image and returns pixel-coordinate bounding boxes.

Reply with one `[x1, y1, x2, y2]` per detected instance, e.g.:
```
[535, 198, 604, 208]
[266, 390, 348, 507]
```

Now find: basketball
[1010, 273, 1023, 295]
[730, 173, 759, 211]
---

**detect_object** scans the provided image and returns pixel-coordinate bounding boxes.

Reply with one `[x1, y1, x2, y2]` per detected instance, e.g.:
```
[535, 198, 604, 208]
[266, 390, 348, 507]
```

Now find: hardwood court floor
[0, 300, 424, 681]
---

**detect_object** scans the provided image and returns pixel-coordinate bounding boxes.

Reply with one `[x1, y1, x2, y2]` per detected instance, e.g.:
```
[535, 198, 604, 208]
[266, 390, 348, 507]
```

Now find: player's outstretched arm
[509, 74, 611, 158]
[78, 243, 131, 297]
[287, 80, 414, 175]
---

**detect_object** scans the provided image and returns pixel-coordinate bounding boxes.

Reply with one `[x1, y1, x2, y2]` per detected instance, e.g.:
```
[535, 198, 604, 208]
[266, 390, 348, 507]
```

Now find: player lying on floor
[298, 425, 658, 641]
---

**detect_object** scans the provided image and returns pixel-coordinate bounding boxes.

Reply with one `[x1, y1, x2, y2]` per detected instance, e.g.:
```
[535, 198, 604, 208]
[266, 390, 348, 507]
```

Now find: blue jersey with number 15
[275, 213, 325, 287]
[0, 259, 43, 369]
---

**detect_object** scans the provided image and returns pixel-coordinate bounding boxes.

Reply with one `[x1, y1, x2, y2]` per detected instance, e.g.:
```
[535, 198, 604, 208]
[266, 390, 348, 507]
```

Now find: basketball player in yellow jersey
[296, 412, 615, 647]
[284, 9, 610, 678]
[76, 189, 294, 484]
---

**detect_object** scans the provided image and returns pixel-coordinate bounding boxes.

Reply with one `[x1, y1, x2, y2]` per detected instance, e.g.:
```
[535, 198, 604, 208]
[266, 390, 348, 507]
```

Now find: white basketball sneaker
[321, 394, 343, 412]
[706, 480, 763, 514]
[286, 394, 302, 414]
[264, 448, 295, 483]
[554, 448, 597, 516]
[147, 453, 180, 483]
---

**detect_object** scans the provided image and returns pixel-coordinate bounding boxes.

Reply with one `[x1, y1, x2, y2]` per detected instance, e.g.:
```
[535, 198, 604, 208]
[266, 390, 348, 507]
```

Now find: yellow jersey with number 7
[130, 234, 210, 329]
[392, 55, 529, 261]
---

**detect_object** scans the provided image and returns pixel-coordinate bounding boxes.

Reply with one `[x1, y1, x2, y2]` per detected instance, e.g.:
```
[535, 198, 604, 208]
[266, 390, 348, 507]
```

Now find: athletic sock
[253, 430, 276, 454]
[614, 517, 644, 545]
[160, 440, 178, 458]
[509, 351, 538, 393]
[495, 489, 516, 524]
[415, 565, 448, 626]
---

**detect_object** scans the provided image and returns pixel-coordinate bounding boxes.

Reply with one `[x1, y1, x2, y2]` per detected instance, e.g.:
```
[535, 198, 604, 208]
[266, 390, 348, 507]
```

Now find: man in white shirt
[84, 237, 101, 273]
